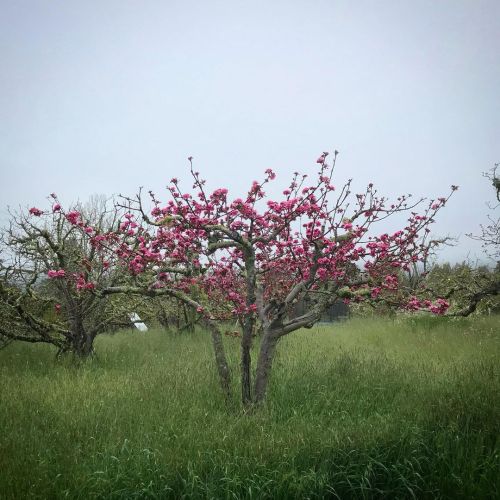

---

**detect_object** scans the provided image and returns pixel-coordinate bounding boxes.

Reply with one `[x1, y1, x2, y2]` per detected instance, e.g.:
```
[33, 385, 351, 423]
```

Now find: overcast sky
[1, 0, 499, 263]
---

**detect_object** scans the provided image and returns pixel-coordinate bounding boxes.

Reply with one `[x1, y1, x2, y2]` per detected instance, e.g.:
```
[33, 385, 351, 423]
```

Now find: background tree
[468, 164, 499, 261]
[424, 261, 500, 316]
[389, 165, 500, 318]
[429, 164, 500, 316]
[0, 195, 144, 356]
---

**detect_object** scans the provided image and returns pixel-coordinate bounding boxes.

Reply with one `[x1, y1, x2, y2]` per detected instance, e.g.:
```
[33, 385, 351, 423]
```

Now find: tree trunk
[73, 330, 95, 357]
[253, 329, 279, 404]
[241, 319, 254, 407]
[241, 249, 257, 407]
[182, 304, 196, 333]
[203, 319, 232, 403]
[69, 315, 95, 358]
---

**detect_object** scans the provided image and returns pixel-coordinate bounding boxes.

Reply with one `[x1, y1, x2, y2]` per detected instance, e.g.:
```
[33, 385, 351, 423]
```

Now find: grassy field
[0, 316, 499, 499]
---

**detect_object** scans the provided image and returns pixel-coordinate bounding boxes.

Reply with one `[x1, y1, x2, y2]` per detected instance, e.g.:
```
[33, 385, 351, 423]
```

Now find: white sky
[1, 0, 499, 263]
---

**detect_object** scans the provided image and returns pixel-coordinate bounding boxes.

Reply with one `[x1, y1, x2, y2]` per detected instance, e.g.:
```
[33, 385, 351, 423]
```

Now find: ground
[0, 316, 498, 499]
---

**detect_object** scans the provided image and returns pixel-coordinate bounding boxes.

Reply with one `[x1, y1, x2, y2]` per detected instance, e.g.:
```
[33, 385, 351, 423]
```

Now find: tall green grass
[0, 316, 498, 499]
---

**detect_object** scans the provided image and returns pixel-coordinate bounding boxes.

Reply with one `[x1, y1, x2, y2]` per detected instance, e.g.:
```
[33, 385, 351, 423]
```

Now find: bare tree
[468, 164, 500, 260]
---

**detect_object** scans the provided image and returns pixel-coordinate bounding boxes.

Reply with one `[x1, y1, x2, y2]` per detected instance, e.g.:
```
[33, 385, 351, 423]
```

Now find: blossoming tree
[86, 152, 456, 405]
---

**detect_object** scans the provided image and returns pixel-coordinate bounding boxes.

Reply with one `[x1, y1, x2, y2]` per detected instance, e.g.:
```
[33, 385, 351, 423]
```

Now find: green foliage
[0, 317, 498, 498]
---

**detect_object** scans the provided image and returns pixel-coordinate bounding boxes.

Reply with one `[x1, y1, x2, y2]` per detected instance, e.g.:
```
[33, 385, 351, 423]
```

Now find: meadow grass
[0, 316, 498, 499]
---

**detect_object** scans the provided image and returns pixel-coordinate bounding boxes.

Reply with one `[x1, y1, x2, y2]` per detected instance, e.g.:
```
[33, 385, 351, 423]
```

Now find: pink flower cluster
[66, 211, 81, 225]
[47, 268, 96, 293]
[75, 275, 95, 291]
[407, 297, 450, 315]
[29, 207, 43, 216]
[47, 269, 66, 278]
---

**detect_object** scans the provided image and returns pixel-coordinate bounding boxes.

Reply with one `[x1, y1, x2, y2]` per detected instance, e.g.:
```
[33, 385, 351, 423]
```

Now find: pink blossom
[230, 220, 244, 230]
[316, 152, 329, 164]
[65, 211, 81, 225]
[52, 204, 61, 212]
[76, 275, 95, 291]
[47, 269, 66, 278]
[29, 207, 43, 216]
[317, 267, 328, 280]
[429, 298, 449, 315]
[406, 296, 421, 311]
[212, 188, 228, 198]
[384, 275, 398, 289]
[265, 168, 276, 180]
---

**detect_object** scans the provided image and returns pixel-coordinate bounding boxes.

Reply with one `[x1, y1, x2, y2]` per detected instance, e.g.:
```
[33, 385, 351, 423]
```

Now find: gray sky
[1, 0, 499, 263]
